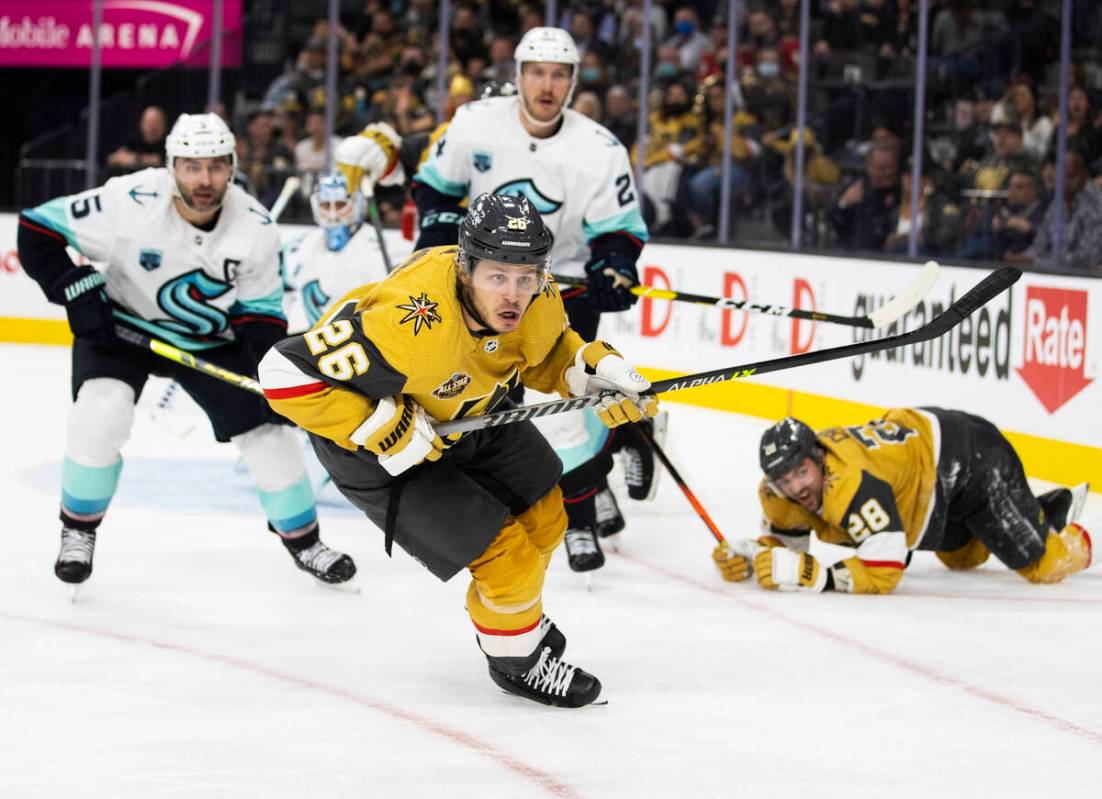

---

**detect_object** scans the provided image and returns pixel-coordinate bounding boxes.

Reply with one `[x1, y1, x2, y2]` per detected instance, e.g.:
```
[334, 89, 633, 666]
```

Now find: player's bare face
[173, 156, 232, 217]
[519, 62, 573, 124]
[466, 260, 545, 333]
[775, 457, 824, 512]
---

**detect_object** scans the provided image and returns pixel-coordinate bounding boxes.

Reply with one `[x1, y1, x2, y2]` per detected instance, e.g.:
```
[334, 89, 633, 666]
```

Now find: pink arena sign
[0, 1, 242, 68]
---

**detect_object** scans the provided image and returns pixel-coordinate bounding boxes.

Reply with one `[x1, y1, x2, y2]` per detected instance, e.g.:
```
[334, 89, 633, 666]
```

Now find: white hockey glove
[335, 122, 405, 193]
[754, 547, 828, 592]
[565, 341, 659, 428]
[349, 395, 444, 476]
[712, 539, 761, 582]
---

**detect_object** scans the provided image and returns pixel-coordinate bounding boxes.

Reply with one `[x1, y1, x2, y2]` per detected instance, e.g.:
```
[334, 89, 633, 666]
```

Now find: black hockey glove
[52, 265, 116, 348]
[584, 251, 639, 312]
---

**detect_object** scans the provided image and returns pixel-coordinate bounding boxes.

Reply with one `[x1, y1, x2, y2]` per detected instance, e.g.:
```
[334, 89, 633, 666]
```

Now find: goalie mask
[760, 417, 822, 482]
[310, 171, 366, 251]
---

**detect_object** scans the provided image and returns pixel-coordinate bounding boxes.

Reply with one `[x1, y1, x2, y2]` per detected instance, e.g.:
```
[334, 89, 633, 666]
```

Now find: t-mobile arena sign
[0, 1, 241, 68]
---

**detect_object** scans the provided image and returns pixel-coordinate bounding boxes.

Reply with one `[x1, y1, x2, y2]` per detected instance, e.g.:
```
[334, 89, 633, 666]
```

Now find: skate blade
[314, 578, 362, 595]
[602, 533, 622, 553]
[584, 572, 593, 592]
[498, 690, 609, 708]
[68, 583, 84, 603]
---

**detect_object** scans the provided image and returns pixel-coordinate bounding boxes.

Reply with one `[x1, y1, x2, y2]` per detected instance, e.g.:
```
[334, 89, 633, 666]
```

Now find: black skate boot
[487, 645, 602, 708]
[564, 527, 604, 572]
[282, 529, 357, 584]
[54, 528, 96, 584]
[595, 488, 625, 538]
[1037, 483, 1089, 531]
[620, 412, 667, 501]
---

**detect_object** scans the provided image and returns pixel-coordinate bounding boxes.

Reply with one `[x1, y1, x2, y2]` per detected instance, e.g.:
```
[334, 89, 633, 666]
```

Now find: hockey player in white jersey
[412, 26, 660, 572]
[17, 112, 356, 587]
[281, 171, 389, 333]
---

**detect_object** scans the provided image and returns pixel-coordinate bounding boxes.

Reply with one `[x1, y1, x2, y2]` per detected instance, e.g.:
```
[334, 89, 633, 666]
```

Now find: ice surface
[1, 343, 1100, 798]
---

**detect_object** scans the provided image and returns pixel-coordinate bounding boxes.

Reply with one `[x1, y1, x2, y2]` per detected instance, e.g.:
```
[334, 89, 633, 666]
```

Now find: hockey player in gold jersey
[258, 193, 657, 707]
[712, 409, 1092, 593]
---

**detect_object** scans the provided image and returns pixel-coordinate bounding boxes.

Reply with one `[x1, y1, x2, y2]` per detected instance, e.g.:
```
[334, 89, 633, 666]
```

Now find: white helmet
[166, 112, 237, 171]
[513, 27, 580, 129]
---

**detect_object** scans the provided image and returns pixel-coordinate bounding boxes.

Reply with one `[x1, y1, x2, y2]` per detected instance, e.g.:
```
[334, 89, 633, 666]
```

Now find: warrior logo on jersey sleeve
[493, 179, 563, 215]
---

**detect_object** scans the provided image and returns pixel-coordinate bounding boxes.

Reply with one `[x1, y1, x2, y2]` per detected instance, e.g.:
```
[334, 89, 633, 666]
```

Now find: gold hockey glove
[754, 547, 828, 592]
[349, 395, 444, 476]
[565, 341, 659, 428]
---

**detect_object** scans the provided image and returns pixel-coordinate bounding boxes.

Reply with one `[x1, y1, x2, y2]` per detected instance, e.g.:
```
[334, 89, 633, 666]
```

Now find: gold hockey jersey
[258, 246, 585, 450]
[759, 408, 941, 594]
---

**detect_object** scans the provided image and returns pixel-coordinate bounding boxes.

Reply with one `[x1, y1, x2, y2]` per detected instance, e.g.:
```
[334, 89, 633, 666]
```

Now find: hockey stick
[360, 179, 395, 273]
[114, 325, 264, 396]
[554, 260, 940, 330]
[638, 423, 728, 545]
[437, 266, 1020, 436]
[269, 175, 302, 222]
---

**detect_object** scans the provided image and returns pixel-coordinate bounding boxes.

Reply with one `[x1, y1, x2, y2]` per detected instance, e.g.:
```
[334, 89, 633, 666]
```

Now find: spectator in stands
[829, 141, 901, 251]
[634, 80, 705, 234]
[1013, 147, 1102, 271]
[884, 159, 962, 257]
[578, 52, 611, 99]
[664, 6, 714, 74]
[654, 44, 685, 87]
[572, 91, 604, 123]
[570, 9, 614, 64]
[1004, 0, 1058, 84]
[483, 35, 515, 86]
[745, 8, 781, 53]
[619, 0, 669, 61]
[766, 128, 842, 242]
[813, 0, 895, 58]
[106, 106, 167, 175]
[294, 108, 339, 175]
[743, 48, 792, 135]
[238, 110, 294, 208]
[962, 118, 1034, 196]
[685, 77, 760, 238]
[1049, 85, 1101, 171]
[958, 166, 1047, 261]
[604, 85, 637, 150]
[262, 37, 328, 113]
[951, 87, 999, 172]
[994, 79, 1053, 162]
[929, 0, 1008, 95]
[450, 5, 487, 67]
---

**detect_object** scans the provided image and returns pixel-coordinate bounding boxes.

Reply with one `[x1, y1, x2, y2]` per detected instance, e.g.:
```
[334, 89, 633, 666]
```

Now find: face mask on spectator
[663, 100, 691, 116]
[758, 62, 780, 78]
[657, 63, 679, 79]
[675, 20, 696, 36]
[581, 66, 602, 84]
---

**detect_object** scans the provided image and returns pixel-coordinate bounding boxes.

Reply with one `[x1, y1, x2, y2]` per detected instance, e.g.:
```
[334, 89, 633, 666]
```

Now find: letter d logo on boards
[1015, 286, 1092, 413]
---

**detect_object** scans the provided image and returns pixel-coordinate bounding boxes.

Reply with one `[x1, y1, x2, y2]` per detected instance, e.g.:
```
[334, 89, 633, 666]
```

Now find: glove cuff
[349, 396, 395, 447]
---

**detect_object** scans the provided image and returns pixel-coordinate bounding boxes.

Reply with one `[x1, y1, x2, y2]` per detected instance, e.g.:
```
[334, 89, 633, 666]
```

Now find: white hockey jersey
[280, 225, 390, 334]
[24, 167, 284, 351]
[414, 96, 649, 276]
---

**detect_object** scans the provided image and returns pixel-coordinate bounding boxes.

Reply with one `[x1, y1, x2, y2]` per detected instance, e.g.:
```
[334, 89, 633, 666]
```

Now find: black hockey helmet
[458, 192, 553, 272]
[759, 417, 822, 480]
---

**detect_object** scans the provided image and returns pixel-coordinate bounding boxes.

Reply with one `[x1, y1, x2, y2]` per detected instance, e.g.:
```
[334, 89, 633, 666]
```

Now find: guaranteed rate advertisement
[0, 0, 242, 68]
[600, 244, 1100, 456]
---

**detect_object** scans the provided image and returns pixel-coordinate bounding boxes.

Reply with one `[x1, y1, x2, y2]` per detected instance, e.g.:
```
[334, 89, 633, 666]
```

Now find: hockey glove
[350, 395, 445, 476]
[712, 539, 761, 583]
[565, 341, 659, 428]
[584, 251, 639, 312]
[52, 265, 116, 348]
[335, 122, 404, 193]
[754, 547, 828, 592]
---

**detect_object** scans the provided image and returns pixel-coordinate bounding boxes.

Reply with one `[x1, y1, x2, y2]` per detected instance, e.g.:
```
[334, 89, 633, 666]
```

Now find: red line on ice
[613, 551, 1102, 749]
[0, 611, 582, 799]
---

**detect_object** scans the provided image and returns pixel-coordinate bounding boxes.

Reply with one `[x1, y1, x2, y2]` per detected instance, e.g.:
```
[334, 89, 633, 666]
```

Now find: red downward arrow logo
[1015, 287, 1093, 414]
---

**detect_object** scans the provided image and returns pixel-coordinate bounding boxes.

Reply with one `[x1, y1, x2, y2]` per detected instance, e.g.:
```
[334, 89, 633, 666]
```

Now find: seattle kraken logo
[302, 280, 331, 327]
[493, 179, 562, 215]
[156, 269, 232, 336]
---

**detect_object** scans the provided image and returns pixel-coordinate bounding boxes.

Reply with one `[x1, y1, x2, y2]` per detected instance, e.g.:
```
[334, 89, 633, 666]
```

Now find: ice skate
[55, 528, 96, 586]
[487, 645, 602, 708]
[595, 487, 625, 538]
[1037, 482, 1090, 531]
[564, 527, 604, 572]
[283, 536, 357, 587]
[621, 411, 667, 501]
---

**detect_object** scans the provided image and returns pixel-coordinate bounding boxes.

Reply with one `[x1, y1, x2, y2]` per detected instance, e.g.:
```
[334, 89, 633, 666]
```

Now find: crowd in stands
[101, 1, 1102, 271]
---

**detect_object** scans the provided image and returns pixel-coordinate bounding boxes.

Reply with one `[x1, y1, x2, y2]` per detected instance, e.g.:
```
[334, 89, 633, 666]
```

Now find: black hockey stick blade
[436, 267, 1020, 436]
